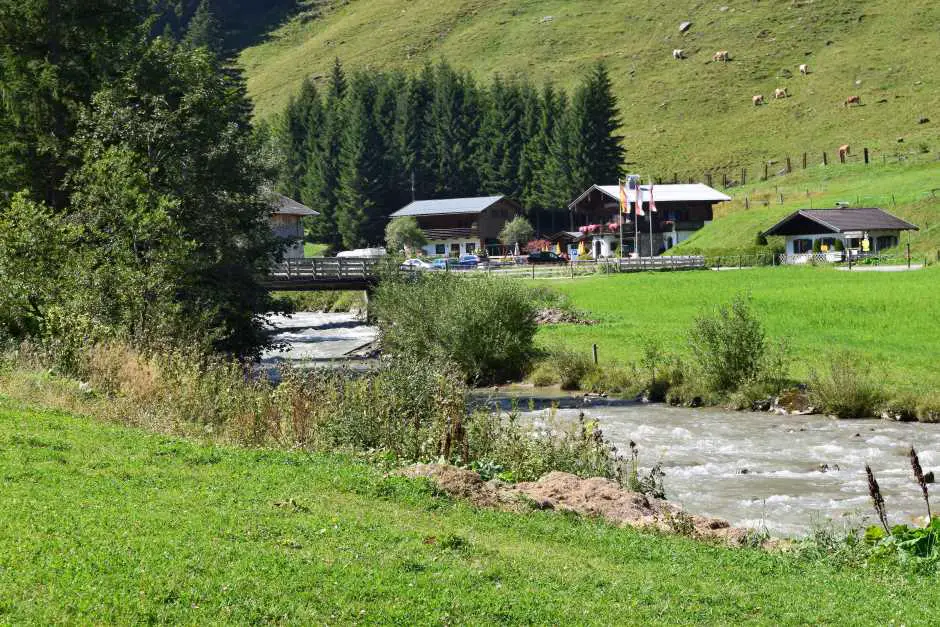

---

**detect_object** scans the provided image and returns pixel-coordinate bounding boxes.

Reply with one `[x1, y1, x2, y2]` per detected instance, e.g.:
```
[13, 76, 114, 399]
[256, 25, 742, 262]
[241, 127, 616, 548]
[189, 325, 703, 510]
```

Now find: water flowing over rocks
[398, 464, 748, 544]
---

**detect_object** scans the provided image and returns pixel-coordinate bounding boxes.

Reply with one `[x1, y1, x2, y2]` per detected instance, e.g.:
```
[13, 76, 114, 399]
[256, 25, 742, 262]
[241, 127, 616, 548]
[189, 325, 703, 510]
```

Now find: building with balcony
[389, 196, 521, 257]
[568, 183, 731, 257]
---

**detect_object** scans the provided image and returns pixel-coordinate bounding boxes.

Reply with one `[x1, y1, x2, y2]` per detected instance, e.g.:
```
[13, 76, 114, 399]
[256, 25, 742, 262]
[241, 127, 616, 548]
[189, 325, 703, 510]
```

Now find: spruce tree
[477, 76, 524, 200]
[182, 0, 223, 54]
[426, 62, 480, 198]
[575, 62, 625, 186]
[302, 59, 347, 248]
[278, 78, 322, 200]
[335, 74, 386, 248]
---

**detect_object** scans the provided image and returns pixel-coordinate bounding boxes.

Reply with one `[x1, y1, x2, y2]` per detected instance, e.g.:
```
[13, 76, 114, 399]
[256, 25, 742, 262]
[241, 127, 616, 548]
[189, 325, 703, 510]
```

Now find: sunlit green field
[2, 400, 939, 624]
[536, 265, 940, 393]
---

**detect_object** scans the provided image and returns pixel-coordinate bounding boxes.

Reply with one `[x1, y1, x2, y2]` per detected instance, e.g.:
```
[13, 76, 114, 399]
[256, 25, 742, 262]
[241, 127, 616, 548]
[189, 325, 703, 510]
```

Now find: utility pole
[410, 170, 416, 202]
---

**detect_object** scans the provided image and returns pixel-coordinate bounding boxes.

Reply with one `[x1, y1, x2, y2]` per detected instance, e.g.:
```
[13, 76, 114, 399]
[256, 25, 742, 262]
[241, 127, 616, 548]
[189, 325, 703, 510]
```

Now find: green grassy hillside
[4, 400, 940, 623]
[240, 0, 939, 175]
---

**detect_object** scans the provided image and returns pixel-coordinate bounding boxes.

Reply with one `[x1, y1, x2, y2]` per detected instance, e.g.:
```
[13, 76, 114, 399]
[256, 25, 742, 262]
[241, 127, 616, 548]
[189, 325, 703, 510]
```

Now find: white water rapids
[264, 312, 940, 537]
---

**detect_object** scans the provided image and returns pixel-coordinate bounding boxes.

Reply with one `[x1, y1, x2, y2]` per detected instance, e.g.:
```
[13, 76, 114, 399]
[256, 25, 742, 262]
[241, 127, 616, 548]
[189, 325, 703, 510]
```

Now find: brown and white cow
[844, 95, 861, 106]
[838, 144, 850, 159]
[713, 50, 730, 62]
[774, 87, 789, 99]
[752, 94, 765, 106]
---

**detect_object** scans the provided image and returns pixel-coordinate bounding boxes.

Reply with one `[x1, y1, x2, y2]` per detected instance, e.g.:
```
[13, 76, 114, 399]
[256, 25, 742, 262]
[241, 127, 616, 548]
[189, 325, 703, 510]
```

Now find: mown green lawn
[536, 265, 940, 393]
[1, 400, 938, 624]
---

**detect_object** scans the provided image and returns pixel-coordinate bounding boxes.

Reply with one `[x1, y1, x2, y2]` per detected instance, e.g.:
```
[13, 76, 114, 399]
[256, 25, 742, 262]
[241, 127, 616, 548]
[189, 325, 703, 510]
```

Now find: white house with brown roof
[763, 207, 918, 263]
[389, 196, 520, 257]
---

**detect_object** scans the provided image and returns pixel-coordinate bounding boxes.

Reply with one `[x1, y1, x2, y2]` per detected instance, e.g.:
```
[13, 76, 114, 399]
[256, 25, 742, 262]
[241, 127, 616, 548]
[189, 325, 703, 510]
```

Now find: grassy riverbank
[2, 399, 939, 624]
[535, 265, 940, 395]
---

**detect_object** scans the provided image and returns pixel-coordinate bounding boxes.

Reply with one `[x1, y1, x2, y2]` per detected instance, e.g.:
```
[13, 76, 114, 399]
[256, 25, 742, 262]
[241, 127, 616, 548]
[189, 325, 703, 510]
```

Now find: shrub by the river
[688, 294, 771, 393]
[373, 273, 538, 384]
[0, 343, 630, 485]
[916, 393, 940, 423]
[809, 356, 886, 418]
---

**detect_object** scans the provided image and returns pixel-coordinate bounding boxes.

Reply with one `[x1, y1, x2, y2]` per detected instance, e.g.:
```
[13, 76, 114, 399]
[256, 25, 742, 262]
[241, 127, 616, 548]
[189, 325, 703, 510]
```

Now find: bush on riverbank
[809, 356, 886, 419]
[373, 274, 538, 384]
[0, 343, 629, 485]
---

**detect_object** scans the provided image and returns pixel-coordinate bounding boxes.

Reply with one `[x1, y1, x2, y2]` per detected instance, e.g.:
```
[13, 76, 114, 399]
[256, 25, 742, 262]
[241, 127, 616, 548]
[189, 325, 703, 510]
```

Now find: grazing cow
[838, 144, 850, 159]
[844, 95, 861, 106]
[774, 87, 789, 99]
[799, 63, 809, 75]
[672, 49, 685, 60]
[752, 94, 764, 106]
[713, 50, 730, 62]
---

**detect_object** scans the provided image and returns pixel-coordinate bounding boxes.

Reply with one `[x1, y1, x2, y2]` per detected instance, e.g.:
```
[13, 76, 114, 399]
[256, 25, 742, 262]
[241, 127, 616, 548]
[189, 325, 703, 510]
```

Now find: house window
[435, 244, 446, 255]
[451, 243, 460, 256]
[875, 235, 898, 251]
[793, 238, 813, 254]
[465, 242, 476, 254]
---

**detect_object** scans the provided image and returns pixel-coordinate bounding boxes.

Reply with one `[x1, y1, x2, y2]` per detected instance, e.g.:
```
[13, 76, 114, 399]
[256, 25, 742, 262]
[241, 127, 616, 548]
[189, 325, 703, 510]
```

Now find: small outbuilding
[763, 207, 918, 262]
[270, 194, 318, 259]
[389, 196, 520, 257]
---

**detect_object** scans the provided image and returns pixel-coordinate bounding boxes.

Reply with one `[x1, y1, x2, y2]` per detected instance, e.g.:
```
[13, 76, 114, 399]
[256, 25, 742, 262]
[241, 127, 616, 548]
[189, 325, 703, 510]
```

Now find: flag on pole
[649, 183, 657, 213]
[619, 180, 628, 214]
[632, 178, 645, 217]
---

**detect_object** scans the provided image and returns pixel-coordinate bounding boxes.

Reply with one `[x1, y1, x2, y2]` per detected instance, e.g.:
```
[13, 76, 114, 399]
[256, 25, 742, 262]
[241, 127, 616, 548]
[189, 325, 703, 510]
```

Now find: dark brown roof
[764, 208, 918, 236]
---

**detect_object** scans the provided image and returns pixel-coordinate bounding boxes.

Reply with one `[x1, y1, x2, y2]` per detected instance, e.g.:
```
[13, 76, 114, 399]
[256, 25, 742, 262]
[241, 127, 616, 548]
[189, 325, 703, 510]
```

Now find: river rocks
[925, 471, 935, 484]
[751, 397, 774, 412]
[397, 464, 749, 545]
[534, 308, 597, 325]
[817, 463, 840, 473]
[881, 407, 917, 422]
[772, 388, 816, 415]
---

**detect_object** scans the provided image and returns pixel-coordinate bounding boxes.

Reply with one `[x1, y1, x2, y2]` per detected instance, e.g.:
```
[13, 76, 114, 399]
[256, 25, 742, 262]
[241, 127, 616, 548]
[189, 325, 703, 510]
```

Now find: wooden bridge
[264, 255, 707, 291]
[264, 257, 381, 291]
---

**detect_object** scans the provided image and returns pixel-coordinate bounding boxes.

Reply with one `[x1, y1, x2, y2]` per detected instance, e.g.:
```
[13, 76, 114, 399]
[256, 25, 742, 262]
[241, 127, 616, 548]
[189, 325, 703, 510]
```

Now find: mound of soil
[534, 308, 597, 326]
[397, 464, 749, 545]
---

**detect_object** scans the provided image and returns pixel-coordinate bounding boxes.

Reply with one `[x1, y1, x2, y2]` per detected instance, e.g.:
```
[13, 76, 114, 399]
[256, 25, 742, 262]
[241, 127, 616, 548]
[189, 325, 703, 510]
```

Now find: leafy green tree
[499, 216, 535, 248]
[385, 217, 427, 254]
[69, 37, 283, 355]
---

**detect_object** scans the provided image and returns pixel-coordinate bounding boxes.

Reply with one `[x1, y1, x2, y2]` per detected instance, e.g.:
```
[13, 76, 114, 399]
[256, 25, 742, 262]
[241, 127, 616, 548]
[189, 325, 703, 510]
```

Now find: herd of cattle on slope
[670, 49, 861, 109]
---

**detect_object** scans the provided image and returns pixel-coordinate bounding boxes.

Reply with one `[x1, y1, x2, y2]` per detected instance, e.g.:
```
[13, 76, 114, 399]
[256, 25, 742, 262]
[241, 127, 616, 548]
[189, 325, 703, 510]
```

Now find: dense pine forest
[272, 59, 626, 249]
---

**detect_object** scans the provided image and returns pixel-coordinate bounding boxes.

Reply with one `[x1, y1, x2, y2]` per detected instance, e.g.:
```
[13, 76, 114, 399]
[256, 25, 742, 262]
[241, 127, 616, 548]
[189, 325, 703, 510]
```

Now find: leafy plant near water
[810, 355, 885, 418]
[862, 453, 939, 570]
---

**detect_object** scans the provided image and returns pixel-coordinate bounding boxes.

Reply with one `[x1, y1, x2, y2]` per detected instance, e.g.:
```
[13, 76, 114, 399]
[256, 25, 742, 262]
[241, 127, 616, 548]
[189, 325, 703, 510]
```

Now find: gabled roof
[763, 208, 918, 236]
[391, 195, 516, 218]
[569, 183, 731, 209]
[271, 194, 319, 217]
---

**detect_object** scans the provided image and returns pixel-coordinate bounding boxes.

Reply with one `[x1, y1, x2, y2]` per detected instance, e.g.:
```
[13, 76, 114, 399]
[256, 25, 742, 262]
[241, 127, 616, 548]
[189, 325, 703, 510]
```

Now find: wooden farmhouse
[269, 194, 318, 259]
[763, 207, 918, 262]
[567, 183, 731, 258]
[389, 196, 520, 257]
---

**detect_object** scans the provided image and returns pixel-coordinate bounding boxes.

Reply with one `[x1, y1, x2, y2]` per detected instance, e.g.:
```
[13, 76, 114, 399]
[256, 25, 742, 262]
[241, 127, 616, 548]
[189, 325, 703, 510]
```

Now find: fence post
[779, 193, 784, 204]
[763, 163, 768, 180]
[592, 344, 598, 365]
[786, 156, 792, 173]
[745, 196, 750, 210]
[722, 172, 728, 188]
[864, 147, 869, 164]
[802, 152, 807, 169]
[742, 168, 747, 185]
[822, 152, 828, 166]
[673, 172, 678, 184]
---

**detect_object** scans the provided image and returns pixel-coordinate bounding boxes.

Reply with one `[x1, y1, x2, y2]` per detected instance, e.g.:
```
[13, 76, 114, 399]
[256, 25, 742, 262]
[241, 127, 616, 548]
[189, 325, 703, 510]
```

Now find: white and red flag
[632, 178, 645, 217]
[649, 183, 657, 213]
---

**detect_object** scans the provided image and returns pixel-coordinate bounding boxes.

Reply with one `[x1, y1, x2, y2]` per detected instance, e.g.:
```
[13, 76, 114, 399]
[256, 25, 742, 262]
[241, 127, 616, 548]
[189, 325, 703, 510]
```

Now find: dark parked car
[527, 251, 566, 264]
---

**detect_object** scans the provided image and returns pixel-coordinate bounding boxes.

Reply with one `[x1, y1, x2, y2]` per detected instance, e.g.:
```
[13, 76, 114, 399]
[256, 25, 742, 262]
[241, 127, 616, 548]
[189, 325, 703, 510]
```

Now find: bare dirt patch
[397, 464, 750, 545]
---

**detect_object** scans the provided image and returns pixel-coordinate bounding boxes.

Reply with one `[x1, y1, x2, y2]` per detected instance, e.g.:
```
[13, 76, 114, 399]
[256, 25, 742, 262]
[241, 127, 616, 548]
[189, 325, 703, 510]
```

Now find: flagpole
[633, 184, 639, 260]
[618, 178, 624, 260]
[648, 177, 654, 258]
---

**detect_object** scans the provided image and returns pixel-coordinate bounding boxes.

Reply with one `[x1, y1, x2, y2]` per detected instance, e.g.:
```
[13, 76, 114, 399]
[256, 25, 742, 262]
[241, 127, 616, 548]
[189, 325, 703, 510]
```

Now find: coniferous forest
[272, 60, 626, 250]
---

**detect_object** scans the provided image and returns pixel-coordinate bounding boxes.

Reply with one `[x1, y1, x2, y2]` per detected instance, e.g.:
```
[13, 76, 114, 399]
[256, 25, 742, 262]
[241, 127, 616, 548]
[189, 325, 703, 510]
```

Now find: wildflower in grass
[910, 446, 932, 520]
[866, 463, 891, 534]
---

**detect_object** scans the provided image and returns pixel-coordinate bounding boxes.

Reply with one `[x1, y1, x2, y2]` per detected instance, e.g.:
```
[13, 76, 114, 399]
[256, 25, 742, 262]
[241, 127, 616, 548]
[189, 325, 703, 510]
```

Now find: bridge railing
[269, 257, 383, 282]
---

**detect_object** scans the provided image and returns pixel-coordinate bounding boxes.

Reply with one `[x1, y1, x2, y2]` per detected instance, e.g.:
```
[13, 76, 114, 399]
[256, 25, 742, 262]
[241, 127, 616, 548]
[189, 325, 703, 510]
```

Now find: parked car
[400, 258, 434, 271]
[456, 254, 482, 268]
[431, 258, 450, 270]
[527, 251, 566, 264]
